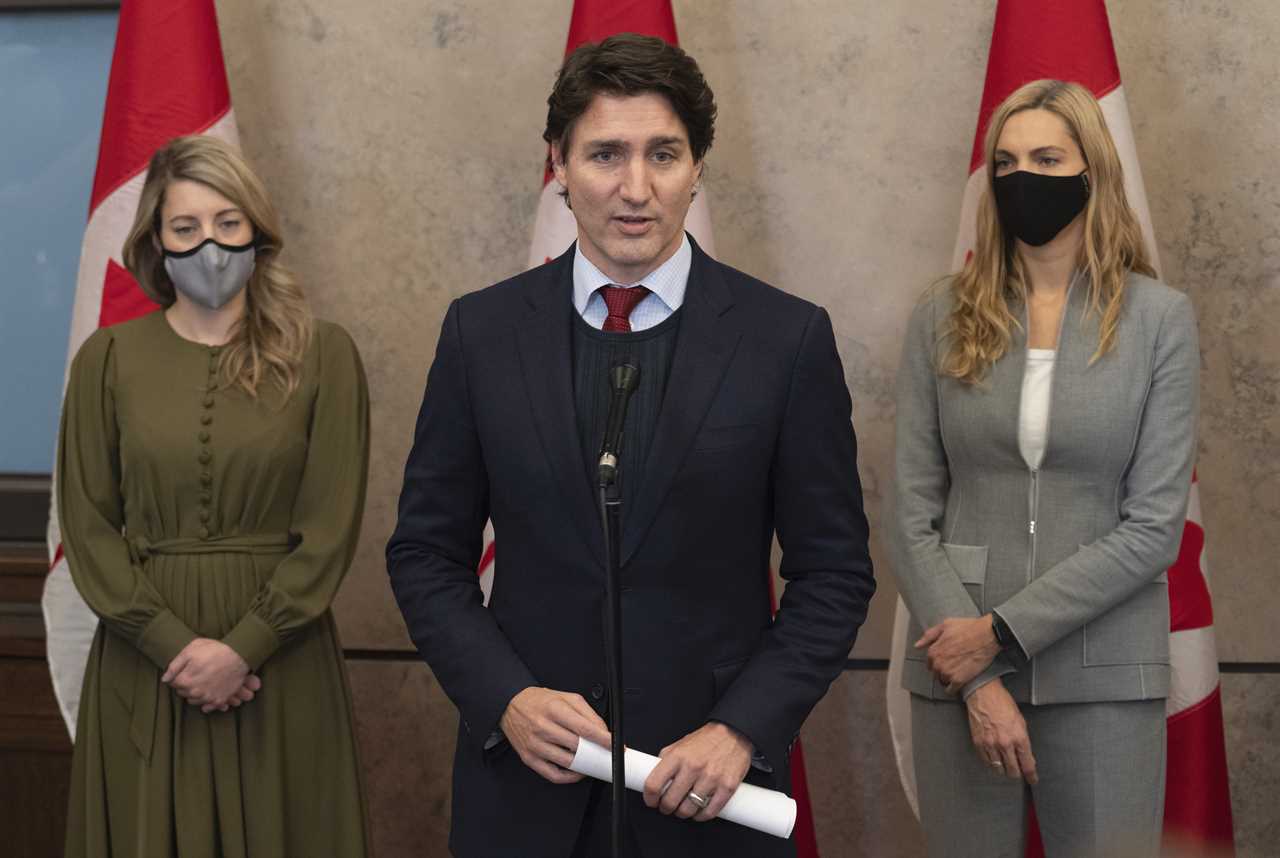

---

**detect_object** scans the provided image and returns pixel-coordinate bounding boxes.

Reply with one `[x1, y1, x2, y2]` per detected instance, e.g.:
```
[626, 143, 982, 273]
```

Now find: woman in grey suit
[893, 79, 1198, 858]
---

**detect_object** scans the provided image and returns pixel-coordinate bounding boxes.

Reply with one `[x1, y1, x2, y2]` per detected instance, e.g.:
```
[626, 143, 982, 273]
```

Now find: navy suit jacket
[387, 237, 875, 858]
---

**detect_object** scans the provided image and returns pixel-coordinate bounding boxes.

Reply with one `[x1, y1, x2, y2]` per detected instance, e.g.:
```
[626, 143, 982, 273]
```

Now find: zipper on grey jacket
[1027, 466, 1040, 704]
[1019, 269, 1080, 706]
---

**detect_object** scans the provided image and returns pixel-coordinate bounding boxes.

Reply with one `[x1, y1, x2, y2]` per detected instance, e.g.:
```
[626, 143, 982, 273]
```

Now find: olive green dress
[58, 311, 370, 858]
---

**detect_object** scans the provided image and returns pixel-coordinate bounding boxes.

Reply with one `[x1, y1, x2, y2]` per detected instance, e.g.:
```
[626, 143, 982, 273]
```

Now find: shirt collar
[572, 232, 691, 316]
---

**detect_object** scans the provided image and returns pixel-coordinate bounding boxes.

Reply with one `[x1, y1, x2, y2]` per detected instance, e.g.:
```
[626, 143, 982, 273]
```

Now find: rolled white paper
[569, 738, 797, 840]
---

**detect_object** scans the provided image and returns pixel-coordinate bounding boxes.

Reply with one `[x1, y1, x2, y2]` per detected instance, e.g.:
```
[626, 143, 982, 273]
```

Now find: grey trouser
[910, 695, 1167, 858]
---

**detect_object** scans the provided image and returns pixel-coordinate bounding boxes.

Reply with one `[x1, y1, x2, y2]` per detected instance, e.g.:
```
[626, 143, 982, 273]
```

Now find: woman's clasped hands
[915, 615, 1001, 693]
[916, 615, 1038, 784]
[161, 638, 261, 714]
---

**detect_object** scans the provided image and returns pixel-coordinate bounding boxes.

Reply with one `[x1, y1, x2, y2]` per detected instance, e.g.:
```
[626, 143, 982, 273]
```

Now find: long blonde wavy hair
[942, 79, 1156, 384]
[123, 135, 311, 398]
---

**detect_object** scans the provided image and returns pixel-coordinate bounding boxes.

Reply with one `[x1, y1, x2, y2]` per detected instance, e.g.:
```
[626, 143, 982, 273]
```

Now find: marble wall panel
[346, 659, 457, 858]
[1221, 672, 1280, 858]
[801, 671, 927, 857]
[211, 0, 1280, 659]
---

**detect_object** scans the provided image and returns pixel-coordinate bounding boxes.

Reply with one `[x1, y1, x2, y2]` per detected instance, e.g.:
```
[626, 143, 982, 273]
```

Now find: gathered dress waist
[126, 532, 297, 565]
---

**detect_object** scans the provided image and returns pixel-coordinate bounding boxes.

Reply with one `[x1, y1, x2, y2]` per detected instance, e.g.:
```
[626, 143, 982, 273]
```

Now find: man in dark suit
[387, 34, 875, 858]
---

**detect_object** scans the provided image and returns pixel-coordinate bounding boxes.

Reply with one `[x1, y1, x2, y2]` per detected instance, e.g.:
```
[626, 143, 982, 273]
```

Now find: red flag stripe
[1168, 519, 1214, 632]
[787, 739, 820, 856]
[565, 0, 677, 53]
[968, 0, 1121, 173]
[1026, 807, 1046, 858]
[99, 258, 161, 328]
[90, 0, 231, 213]
[1164, 686, 1236, 845]
[477, 540, 496, 577]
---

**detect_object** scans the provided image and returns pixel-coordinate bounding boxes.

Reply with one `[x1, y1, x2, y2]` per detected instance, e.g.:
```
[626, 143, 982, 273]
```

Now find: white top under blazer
[1018, 348, 1056, 469]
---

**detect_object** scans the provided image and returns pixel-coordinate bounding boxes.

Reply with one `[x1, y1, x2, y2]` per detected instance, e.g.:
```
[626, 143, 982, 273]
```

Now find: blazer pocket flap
[693, 424, 758, 452]
[1083, 580, 1170, 666]
[1081, 541, 1171, 666]
[941, 542, 989, 585]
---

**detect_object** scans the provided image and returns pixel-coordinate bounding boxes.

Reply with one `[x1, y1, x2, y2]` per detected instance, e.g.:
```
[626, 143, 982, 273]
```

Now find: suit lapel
[621, 239, 741, 566]
[1041, 276, 1094, 468]
[515, 246, 605, 564]
[987, 302, 1029, 465]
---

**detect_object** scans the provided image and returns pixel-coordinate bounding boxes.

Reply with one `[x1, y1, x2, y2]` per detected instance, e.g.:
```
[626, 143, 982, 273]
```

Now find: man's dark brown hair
[543, 33, 717, 164]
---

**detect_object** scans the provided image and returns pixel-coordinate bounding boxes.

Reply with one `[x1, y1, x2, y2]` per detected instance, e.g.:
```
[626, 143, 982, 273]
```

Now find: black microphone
[597, 361, 641, 487]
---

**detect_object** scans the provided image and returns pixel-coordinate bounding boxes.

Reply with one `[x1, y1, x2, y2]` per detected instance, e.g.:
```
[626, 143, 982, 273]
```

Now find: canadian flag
[42, 0, 239, 736]
[886, 2, 1235, 855]
[485, 1, 819, 854]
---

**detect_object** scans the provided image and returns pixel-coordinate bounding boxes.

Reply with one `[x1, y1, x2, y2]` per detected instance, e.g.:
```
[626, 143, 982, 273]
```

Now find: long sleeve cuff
[136, 609, 198, 670]
[990, 604, 1036, 660]
[960, 653, 1017, 700]
[222, 612, 281, 671]
[707, 718, 775, 773]
[707, 714, 788, 788]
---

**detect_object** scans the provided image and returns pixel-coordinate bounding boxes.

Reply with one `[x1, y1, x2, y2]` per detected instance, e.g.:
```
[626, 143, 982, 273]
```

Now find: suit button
[590, 683, 604, 701]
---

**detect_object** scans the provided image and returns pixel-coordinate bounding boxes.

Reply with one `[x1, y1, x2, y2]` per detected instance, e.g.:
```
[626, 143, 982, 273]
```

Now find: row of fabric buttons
[198, 348, 219, 540]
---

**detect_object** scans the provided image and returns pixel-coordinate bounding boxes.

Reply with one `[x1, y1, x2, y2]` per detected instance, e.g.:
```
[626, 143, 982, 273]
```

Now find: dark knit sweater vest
[572, 308, 682, 508]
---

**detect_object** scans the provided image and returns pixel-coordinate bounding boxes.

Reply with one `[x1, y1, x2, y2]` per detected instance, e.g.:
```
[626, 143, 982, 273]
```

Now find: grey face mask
[163, 238, 256, 310]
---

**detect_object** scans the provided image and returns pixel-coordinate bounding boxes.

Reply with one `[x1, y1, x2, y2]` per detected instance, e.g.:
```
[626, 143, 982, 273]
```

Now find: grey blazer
[892, 273, 1199, 705]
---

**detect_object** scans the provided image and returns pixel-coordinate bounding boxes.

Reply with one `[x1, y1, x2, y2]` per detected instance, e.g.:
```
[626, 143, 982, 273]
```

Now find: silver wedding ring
[686, 790, 709, 808]
[991, 760, 1005, 770]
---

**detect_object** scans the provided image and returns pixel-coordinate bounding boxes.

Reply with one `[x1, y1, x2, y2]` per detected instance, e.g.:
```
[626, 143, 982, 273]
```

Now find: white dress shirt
[573, 233, 691, 330]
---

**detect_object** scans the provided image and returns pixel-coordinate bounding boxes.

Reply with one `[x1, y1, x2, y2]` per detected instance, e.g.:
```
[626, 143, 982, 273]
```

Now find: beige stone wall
[213, 1, 1280, 854]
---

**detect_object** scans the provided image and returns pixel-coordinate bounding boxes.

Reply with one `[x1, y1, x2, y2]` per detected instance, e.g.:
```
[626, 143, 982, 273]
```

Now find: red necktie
[599, 285, 650, 333]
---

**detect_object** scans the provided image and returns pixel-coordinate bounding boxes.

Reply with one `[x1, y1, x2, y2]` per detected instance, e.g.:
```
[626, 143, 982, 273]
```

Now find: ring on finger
[686, 790, 709, 809]
[990, 760, 1004, 770]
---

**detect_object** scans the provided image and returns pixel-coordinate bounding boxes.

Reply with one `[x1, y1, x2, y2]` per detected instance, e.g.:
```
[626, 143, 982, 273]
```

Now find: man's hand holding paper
[499, 687, 612, 785]
[642, 721, 753, 822]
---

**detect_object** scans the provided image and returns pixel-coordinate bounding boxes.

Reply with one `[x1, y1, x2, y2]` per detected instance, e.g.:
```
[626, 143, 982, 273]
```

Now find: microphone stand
[596, 362, 639, 858]
[598, 467, 625, 858]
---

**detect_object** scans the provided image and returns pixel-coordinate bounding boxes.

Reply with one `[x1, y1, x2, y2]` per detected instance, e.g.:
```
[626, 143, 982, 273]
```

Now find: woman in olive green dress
[58, 135, 369, 857]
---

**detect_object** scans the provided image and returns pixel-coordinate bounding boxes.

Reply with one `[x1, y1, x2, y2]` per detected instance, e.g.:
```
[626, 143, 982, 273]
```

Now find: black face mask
[992, 169, 1090, 247]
